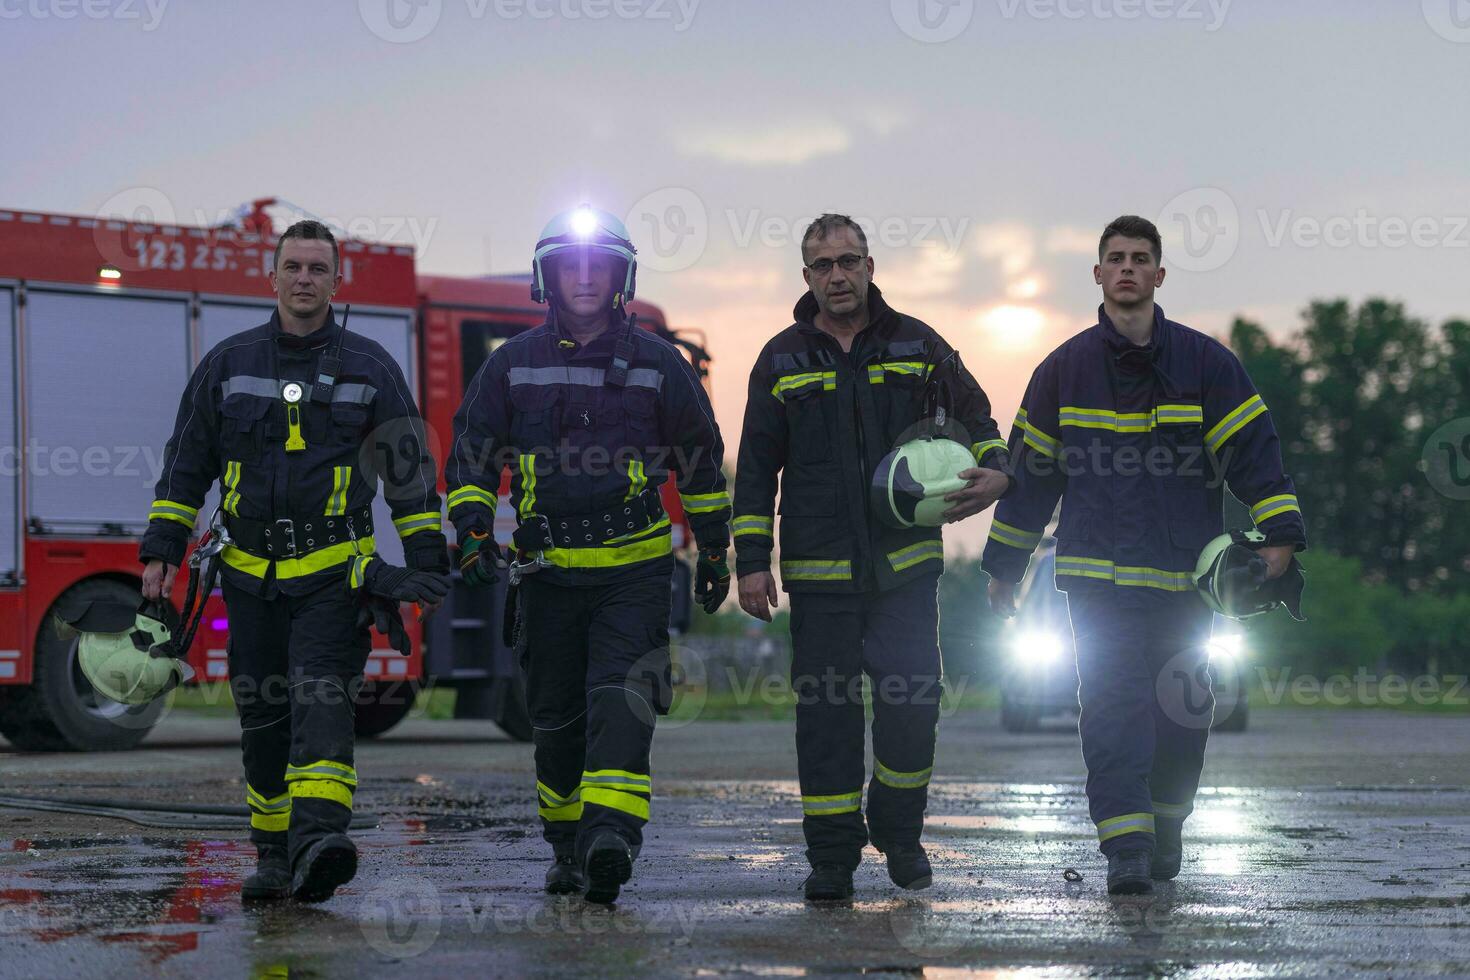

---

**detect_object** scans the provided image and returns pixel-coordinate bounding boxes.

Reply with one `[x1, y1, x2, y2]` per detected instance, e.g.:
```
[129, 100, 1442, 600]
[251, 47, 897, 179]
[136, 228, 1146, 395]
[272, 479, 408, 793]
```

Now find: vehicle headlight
[1012, 630, 1066, 667]
[1207, 633, 1246, 661]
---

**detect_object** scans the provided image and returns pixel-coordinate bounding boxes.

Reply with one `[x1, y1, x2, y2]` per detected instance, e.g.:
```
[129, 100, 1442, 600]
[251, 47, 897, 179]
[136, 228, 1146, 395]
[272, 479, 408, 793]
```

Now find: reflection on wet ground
[4, 710, 1470, 977]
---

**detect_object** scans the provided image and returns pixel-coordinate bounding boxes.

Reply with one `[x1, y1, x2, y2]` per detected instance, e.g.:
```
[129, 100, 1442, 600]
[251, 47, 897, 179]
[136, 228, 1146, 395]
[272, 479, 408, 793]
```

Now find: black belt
[224, 506, 373, 561]
[513, 488, 665, 551]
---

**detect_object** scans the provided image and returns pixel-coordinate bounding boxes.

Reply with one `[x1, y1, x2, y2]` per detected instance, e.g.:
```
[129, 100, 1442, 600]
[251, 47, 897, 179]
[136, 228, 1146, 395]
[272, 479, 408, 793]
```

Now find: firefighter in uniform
[734, 214, 1011, 901]
[447, 206, 731, 905]
[140, 221, 450, 902]
[983, 215, 1306, 894]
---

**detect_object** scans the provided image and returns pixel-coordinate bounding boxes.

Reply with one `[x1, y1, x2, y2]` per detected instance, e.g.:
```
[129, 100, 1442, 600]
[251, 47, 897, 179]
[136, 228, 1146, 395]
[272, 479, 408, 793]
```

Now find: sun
[976, 304, 1045, 350]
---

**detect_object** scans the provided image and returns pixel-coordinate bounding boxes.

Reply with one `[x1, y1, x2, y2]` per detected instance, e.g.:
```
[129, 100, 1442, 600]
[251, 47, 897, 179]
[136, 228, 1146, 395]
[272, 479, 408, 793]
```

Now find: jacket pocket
[621, 386, 660, 450]
[783, 382, 834, 463]
[778, 488, 837, 517]
[328, 402, 371, 446]
[1056, 505, 1091, 542]
[219, 396, 270, 464]
[1163, 476, 1211, 550]
[509, 384, 561, 451]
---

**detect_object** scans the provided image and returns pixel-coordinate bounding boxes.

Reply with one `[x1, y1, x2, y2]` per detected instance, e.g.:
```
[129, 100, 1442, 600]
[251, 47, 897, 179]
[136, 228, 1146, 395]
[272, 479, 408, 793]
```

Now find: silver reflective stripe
[220, 375, 280, 400]
[333, 383, 377, 405]
[508, 365, 663, 391]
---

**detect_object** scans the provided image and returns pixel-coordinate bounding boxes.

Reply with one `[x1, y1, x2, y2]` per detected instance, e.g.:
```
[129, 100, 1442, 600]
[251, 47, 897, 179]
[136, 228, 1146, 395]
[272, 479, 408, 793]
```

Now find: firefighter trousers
[788, 572, 943, 870]
[1065, 582, 1216, 856]
[519, 565, 672, 864]
[222, 577, 370, 867]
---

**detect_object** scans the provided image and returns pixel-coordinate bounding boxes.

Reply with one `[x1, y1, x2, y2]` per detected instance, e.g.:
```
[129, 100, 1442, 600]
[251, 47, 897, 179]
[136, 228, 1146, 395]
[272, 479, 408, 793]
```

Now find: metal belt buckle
[274, 518, 297, 559]
[508, 551, 551, 586]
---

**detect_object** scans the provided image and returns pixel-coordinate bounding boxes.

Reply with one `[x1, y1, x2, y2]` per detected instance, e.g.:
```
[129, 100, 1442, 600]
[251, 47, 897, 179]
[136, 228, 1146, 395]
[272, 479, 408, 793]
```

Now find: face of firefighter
[1095, 235, 1165, 309]
[270, 239, 342, 324]
[550, 250, 619, 323]
[802, 227, 873, 321]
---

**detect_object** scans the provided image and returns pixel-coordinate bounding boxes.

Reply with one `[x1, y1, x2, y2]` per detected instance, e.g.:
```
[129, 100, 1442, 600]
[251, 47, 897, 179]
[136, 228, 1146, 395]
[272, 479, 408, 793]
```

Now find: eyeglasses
[806, 253, 867, 276]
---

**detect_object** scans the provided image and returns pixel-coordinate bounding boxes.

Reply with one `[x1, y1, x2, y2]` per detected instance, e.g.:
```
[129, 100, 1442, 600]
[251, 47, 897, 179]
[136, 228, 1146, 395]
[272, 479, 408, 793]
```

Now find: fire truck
[0, 200, 709, 751]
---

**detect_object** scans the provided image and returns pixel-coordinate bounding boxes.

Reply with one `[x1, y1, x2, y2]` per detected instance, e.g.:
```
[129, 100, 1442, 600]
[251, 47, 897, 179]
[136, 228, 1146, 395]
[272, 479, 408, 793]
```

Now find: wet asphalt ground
[3, 705, 1470, 978]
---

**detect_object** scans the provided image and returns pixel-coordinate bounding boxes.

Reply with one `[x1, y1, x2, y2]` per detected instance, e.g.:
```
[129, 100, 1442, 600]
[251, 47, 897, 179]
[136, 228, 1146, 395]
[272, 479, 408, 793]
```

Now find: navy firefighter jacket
[981, 305, 1307, 592]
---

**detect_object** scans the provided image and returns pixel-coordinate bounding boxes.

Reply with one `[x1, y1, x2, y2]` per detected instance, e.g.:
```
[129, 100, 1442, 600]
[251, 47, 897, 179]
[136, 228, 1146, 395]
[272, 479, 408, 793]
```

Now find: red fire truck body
[0, 203, 703, 750]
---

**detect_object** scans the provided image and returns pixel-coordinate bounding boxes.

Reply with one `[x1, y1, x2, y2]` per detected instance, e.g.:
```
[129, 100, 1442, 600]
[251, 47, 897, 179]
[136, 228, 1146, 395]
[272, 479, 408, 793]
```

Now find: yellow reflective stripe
[1055, 557, 1194, 592]
[1251, 493, 1300, 524]
[247, 786, 290, 812]
[348, 554, 375, 591]
[327, 465, 352, 516]
[680, 491, 731, 514]
[1015, 408, 1060, 458]
[543, 528, 672, 569]
[732, 515, 774, 538]
[1058, 404, 1204, 432]
[801, 791, 862, 816]
[582, 769, 651, 787]
[289, 779, 354, 810]
[605, 514, 672, 545]
[1205, 394, 1267, 453]
[538, 802, 584, 822]
[582, 786, 650, 820]
[780, 559, 852, 582]
[285, 760, 359, 786]
[537, 780, 580, 806]
[517, 454, 537, 519]
[624, 458, 647, 500]
[393, 511, 442, 538]
[771, 371, 837, 402]
[149, 499, 198, 527]
[1098, 811, 1156, 842]
[222, 535, 375, 581]
[866, 360, 930, 384]
[1152, 800, 1192, 820]
[448, 485, 496, 510]
[875, 760, 933, 790]
[222, 461, 242, 516]
[971, 439, 1008, 464]
[988, 519, 1044, 551]
[887, 540, 943, 572]
[251, 811, 290, 832]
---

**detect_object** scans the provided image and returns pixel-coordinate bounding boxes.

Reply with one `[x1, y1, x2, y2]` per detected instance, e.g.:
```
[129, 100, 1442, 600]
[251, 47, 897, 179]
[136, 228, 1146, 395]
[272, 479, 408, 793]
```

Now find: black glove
[355, 597, 411, 656]
[363, 559, 451, 606]
[694, 548, 730, 614]
[458, 529, 504, 587]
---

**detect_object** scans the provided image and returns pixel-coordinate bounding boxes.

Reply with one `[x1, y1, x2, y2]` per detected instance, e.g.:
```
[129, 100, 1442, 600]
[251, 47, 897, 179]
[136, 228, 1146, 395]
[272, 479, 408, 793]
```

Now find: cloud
[675, 121, 851, 166]
[1045, 225, 1099, 255]
[974, 223, 1036, 277]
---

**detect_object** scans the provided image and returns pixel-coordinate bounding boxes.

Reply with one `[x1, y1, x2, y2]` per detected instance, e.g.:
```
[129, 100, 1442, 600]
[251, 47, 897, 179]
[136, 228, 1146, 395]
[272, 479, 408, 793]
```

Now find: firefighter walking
[734, 214, 1011, 901]
[140, 220, 450, 902]
[983, 215, 1307, 894]
[447, 206, 731, 905]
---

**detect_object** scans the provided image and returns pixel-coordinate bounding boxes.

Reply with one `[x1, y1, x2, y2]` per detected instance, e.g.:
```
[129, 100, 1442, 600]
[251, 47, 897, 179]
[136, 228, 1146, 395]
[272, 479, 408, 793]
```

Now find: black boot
[546, 852, 588, 895]
[291, 833, 359, 903]
[241, 843, 291, 902]
[1151, 819, 1183, 881]
[803, 863, 855, 902]
[883, 844, 933, 890]
[1107, 850, 1155, 895]
[583, 833, 633, 905]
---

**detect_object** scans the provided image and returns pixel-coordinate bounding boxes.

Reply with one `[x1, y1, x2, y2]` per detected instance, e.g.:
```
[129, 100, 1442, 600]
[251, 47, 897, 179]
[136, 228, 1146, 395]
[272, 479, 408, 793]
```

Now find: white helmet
[531, 204, 637, 307]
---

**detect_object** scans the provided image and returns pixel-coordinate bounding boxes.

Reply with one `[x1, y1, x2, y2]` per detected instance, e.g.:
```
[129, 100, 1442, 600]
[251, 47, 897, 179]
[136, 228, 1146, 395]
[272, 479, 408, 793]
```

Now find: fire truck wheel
[0, 579, 166, 752]
[354, 680, 419, 738]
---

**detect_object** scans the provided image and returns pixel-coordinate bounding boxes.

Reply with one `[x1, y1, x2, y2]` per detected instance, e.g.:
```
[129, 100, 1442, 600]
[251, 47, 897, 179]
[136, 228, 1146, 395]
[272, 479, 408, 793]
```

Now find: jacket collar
[1097, 303, 1169, 360]
[547, 306, 626, 356]
[792, 282, 898, 339]
[270, 306, 341, 350]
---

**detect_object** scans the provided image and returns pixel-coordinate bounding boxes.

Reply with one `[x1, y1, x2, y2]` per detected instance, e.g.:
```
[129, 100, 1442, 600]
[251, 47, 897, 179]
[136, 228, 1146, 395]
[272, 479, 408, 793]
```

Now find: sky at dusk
[5, 0, 1469, 553]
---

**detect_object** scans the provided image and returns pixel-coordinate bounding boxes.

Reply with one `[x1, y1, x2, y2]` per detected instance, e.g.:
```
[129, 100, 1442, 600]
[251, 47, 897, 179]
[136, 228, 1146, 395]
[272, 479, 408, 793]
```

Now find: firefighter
[447, 205, 731, 905]
[140, 220, 450, 903]
[982, 215, 1306, 895]
[733, 214, 1011, 902]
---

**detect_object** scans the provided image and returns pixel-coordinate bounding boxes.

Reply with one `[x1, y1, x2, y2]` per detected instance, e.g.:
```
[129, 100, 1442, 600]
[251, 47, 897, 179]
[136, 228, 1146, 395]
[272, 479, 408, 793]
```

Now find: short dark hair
[1098, 215, 1162, 264]
[801, 213, 868, 263]
[274, 220, 340, 273]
